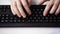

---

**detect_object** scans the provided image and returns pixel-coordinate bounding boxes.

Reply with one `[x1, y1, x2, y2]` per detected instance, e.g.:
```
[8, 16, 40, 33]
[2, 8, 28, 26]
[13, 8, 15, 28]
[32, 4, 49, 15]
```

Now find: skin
[39, 0, 60, 16]
[10, 0, 32, 18]
[10, 0, 60, 18]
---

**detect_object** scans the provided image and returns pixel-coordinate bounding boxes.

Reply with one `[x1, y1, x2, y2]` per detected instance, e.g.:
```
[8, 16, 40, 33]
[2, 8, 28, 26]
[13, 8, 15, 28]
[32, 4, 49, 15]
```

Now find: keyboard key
[0, 5, 60, 27]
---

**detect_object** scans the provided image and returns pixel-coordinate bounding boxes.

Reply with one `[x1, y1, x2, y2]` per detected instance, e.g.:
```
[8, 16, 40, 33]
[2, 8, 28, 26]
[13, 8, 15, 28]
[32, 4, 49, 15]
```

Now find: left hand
[10, 0, 32, 18]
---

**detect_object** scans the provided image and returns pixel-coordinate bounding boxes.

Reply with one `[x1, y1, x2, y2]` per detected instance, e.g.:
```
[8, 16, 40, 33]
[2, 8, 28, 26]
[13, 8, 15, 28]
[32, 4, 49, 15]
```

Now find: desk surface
[0, 0, 60, 34]
[0, 28, 60, 34]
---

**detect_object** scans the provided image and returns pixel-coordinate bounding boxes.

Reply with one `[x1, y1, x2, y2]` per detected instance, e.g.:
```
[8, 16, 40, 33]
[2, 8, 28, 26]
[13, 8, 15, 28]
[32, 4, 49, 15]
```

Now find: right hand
[38, 0, 60, 16]
[10, 0, 32, 18]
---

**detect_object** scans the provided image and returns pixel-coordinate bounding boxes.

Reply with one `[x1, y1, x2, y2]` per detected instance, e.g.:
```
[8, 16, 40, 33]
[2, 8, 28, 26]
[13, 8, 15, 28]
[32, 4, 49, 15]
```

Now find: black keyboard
[0, 5, 60, 27]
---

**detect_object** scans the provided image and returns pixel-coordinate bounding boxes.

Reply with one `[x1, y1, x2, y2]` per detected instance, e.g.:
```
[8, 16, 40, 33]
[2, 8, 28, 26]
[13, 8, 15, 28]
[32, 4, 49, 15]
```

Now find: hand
[39, 0, 60, 16]
[10, 0, 32, 18]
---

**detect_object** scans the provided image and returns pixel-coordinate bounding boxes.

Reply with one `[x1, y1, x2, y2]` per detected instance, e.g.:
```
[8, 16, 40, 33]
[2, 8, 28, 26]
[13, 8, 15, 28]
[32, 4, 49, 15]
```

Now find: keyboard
[0, 5, 60, 27]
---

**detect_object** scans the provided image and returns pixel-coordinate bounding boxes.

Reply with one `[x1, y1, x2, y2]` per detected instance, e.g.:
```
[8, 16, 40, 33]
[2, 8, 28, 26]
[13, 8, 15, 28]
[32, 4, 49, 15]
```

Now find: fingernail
[43, 13, 46, 16]
[23, 16, 26, 18]
[17, 15, 21, 18]
[13, 13, 16, 15]
[50, 11, 54, 14]
[55, 13, 58, 16]
[19, 16, 21, 17]
[13, 13, 15, 15]
[29, 12, 31, 15]
[50, 12, 53, 14]
[28, 11, 32, 15]
[43, 14, 46, 16]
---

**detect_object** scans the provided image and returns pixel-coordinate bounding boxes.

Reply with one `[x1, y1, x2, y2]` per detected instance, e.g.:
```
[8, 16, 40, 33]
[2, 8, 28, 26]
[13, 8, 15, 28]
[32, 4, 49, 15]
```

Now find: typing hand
[10, 0, 32, 18]
[39, 0, 60, 16]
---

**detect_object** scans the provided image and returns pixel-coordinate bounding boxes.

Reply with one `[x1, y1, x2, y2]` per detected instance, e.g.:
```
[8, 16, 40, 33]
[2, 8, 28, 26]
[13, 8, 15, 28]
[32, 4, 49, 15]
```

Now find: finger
[10, 1, 16, 15]
[16, 0, 26, 18]
[55, 4, 60, 15]
[12, 1, 21, 17]
[43, 0, 54, 16]
[38, 0, 46, 5]
[10, 5, 16, 15]
[28, 0, 32, 5]
[21, 0, 31, 15]
[50, 0, 60, 14]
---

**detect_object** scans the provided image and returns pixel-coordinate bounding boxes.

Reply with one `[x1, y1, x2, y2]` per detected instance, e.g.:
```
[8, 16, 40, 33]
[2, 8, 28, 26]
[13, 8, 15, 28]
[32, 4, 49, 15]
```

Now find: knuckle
[23, 4, 27, 7]
[24, 4, 27, 7]
[47, 4, 51, 8]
